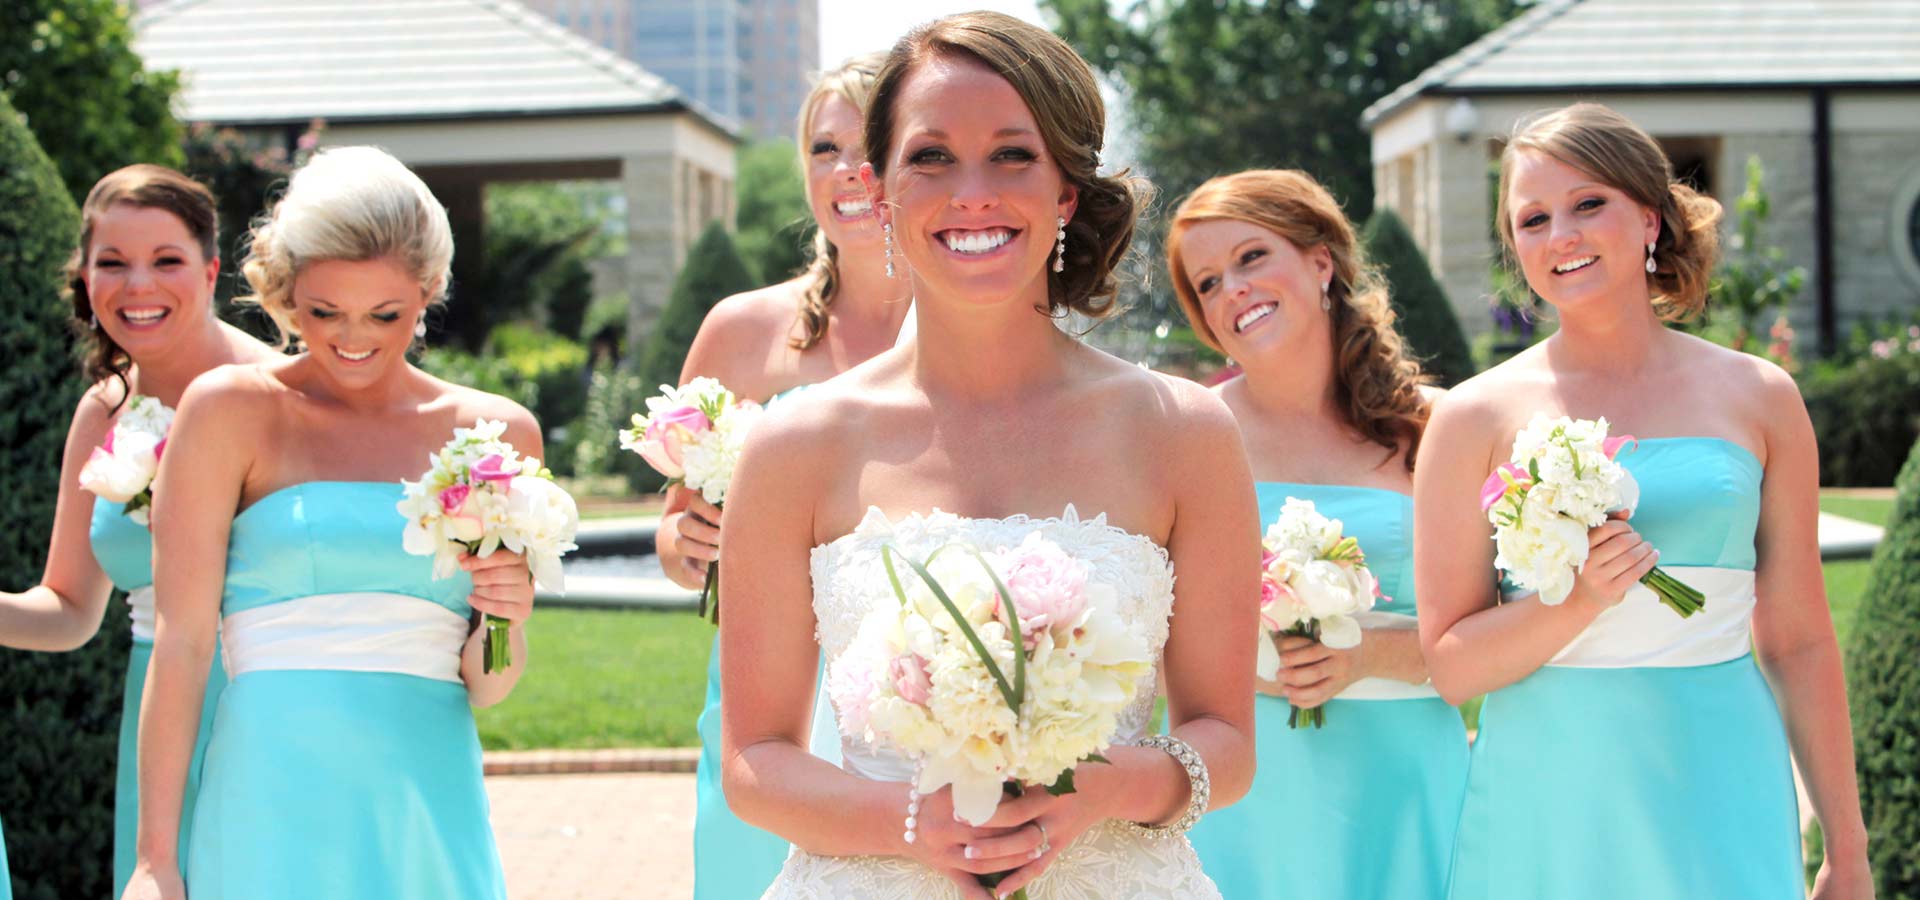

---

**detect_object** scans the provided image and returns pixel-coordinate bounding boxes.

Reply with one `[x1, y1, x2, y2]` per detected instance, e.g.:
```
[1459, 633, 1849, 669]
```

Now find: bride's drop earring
[883, 222, 895, 279]
[1052, 216, 1067, 273]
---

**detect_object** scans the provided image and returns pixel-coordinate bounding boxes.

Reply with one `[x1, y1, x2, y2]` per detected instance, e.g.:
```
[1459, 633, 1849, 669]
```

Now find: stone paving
[488, 771, 698, 900]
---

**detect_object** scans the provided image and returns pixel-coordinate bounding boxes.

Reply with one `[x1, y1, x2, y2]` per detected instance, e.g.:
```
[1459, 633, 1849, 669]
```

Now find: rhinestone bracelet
[1121, 734, 1210, 838]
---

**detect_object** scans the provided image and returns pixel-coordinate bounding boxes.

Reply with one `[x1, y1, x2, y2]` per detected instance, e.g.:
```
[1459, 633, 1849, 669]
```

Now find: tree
[0, 93, 123, 900]
[1, 0, 184, 201]
[733, 139, 812, 286]
[1362, 209, 1476, 385]
[178, 120, 323, 340]
[1847, 434, 1920, 896]
[1042, 0, 1521, 215]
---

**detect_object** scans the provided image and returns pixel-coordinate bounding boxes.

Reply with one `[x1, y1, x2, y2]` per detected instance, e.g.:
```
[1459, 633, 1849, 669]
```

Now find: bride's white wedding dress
[762, 505, 1221, 900]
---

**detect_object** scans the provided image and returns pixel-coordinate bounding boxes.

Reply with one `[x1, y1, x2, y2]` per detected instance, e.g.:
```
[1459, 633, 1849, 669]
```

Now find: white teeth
[122, 308, 167, 322]
[1553, 256, 1597, 274]
[1234, 305, 1275, 333]
[943, 229, 1012, 255]
[337, 348, 374, 362]
[834, 199, 872, 216]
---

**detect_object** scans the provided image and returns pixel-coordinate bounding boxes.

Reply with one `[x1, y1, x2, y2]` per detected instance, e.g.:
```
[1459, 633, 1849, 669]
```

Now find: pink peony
[889, 653, 933, 706]
[998, 535, 1091, 643]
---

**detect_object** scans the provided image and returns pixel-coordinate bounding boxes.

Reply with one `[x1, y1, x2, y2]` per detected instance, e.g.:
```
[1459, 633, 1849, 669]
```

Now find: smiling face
[1177, 218, 1332, 362]
[1504, 149, 1660, 314]
[867, 53, 1076, 308]
[83, 203, 219, 360]
[804, 93, 883, 253]
[290, 257, 428, 387]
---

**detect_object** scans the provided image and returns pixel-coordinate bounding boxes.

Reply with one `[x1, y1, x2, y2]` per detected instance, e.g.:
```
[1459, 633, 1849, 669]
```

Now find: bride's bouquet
[1480, 415, 1702, 617]
[78, 395, 174, 526]
[398, 419, 580, 672]
[1255, 498, 1379, 729]
[618, 377, 766, 622]
[830, 532, 1152, 897]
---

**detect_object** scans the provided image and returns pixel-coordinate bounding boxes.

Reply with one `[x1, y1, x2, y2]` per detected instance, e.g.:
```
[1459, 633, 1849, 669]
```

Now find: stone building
[136, 0, 741, 348]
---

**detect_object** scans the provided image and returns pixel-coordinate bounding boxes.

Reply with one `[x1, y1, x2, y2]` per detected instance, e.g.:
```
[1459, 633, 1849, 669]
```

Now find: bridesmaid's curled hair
[790, 52, 885, 351]
[237, 146, 453, 348]
[1168, 170, 1432, 471]
[1496, 103, 1723, 322]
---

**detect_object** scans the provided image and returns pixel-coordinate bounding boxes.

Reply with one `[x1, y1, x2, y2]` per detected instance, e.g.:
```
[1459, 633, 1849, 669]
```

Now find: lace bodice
[811, 504, 1176, 765]
[773, 505, 1218, 900]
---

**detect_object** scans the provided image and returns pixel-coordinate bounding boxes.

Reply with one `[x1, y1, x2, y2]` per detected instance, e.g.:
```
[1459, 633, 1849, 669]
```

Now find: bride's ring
[1031, 821, 1051, 856]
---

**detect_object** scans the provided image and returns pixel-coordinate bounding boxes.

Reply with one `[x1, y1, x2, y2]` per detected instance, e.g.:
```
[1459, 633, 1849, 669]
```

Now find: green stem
[484, 613, 511, 673]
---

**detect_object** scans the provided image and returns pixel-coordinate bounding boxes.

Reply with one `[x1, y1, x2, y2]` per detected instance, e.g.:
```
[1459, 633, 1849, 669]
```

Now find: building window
[1894, 164, 1920, 293]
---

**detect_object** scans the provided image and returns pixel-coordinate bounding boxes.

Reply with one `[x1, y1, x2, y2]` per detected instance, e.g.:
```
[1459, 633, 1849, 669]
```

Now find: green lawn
[1819, 495, 1895, 529]
[474, 608, 712, 750]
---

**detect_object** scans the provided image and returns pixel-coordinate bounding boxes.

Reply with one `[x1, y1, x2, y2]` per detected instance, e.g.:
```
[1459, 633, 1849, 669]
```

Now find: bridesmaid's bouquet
[618, 377, 766, 622]
[78, 395, 174, 526]
[398, 419, 580, 672]
[830, 532, 1151, 897]
[1480, 415, 1703, 617]
[1256, 498, 1379, 729]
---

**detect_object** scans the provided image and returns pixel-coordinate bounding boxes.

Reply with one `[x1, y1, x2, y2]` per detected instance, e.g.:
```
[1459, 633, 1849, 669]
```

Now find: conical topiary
[1361, 208, 1476, 386]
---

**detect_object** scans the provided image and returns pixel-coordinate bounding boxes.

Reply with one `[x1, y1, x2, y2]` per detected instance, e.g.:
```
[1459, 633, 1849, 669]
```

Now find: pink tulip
[472, 454, 520, 485]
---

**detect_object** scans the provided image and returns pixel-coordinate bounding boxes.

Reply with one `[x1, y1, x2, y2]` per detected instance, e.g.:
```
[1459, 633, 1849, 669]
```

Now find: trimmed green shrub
[733, 139, 811, 285]
[1802, 349, 1920, 487]
[0, 93, 123, 900]
[569, 362, 649, 488]
[1361, 209, 1476, 386]
[489, 323, 590, 434]
[1847, 433, 1920, 895]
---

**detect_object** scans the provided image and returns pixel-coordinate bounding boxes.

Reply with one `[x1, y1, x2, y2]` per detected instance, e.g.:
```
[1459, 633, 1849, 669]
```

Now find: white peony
[501, 469, 580, 592]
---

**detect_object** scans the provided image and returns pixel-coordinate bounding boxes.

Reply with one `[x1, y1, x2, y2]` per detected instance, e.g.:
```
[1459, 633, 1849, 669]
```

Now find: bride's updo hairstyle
[862, 11, 1148, 320]
[1496, 103, 1722, 322]
[237, 146, 454, 347]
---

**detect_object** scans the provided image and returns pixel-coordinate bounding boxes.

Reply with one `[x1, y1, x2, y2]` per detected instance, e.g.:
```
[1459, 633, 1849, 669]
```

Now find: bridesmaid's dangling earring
[414, 316, 427, 339]
[1645, 242, 1657, 274]
[1052, 216, 1067, 273]
[1320, 280, 1332, 312]
[883, 222, 895, 279]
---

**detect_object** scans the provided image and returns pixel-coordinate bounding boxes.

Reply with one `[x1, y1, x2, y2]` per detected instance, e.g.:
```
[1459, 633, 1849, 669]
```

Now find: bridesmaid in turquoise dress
[0, 165, 271, 899]
[657, 53, 915, 899]
[1415, 103, 1872, 899]
[1166, 169, 1467, 898]
[124, 147, 537, 900]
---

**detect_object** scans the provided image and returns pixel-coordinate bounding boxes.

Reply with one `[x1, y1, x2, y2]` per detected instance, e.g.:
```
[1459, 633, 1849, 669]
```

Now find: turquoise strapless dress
[0, 814, 10, 900]
[1189, 483, 1469, 899]
[692, 385, 841, 899]
[1447, 439, 1803, 899]
[91, 499, 228, 900]
[182, 482, 505, 898]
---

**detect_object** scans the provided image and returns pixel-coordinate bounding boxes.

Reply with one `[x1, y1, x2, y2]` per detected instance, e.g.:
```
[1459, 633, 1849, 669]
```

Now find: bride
[716, 12, 1259, 900]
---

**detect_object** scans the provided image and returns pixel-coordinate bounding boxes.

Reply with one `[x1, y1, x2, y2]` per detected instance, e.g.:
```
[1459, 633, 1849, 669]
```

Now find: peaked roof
[135, 0, 734, 133]
[1364, 0, 1920, 126]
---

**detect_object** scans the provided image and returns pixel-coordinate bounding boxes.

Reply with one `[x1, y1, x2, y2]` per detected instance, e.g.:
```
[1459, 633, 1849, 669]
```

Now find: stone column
[622, 152, 684, 365]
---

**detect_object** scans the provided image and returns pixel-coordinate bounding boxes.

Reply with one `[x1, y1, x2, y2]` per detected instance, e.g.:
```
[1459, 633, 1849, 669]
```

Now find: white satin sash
[1330, 610, 1441, 701]
[1534, 566, 1756, 668]
[220, 592, 468, 683]
[127, 585, 156, 643]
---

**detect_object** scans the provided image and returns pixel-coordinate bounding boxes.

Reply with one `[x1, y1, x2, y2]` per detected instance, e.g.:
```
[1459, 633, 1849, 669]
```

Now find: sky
[819, 0, 1049, 69]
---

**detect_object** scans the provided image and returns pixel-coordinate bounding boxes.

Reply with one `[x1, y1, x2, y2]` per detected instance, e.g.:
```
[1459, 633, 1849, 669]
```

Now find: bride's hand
[121, 860, 186, 900]
[1568, 512, 1658, 611]
[976, 773, 1116, 897]
[902, 785, 1050, 898]
[460, 549, 536, 625]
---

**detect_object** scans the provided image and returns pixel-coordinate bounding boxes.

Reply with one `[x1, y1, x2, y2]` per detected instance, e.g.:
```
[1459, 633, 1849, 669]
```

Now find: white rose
[78, 431, 161, 503]
[501, 475, 579, 592]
